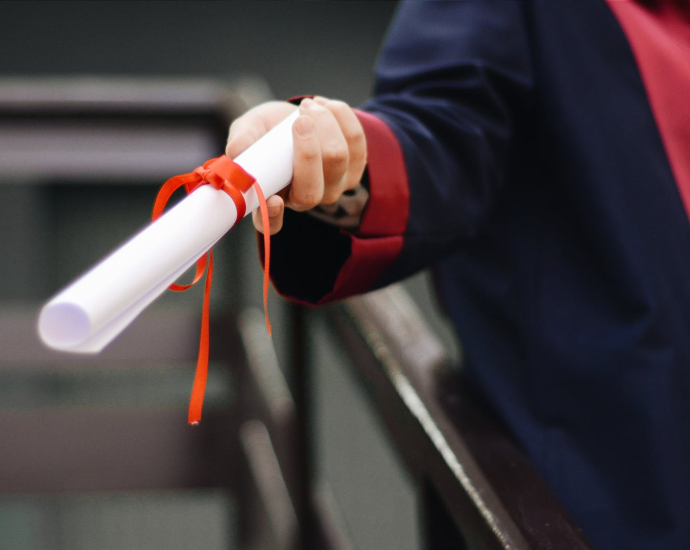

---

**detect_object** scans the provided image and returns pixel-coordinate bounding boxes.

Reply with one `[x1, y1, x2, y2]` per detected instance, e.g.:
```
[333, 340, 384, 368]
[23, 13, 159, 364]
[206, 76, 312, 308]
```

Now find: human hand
[225, 97, 367, 234]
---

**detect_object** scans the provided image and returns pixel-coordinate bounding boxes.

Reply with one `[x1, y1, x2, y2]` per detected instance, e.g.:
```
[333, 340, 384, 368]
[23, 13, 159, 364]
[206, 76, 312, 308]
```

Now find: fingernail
[300, 98, 314, 108]
[294, 115, 314, 136]
[313, 96, 328, 105]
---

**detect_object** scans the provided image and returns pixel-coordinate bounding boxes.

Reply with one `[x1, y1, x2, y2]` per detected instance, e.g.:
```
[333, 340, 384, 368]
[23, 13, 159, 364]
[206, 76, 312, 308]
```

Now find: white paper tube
[38, 109, 300, 353]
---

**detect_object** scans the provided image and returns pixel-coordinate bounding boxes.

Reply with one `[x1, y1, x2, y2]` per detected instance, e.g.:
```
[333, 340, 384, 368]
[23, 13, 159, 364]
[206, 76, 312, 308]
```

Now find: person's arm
[227, 0, 534, 305]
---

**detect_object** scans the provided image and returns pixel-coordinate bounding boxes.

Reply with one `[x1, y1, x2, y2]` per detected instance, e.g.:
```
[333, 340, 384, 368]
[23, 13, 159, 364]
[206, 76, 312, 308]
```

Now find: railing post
[288, 302, 315, 550]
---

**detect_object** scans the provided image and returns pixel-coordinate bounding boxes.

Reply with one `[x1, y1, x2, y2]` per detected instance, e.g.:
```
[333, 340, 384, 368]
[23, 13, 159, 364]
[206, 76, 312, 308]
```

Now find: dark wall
[0, 1, 398, 105]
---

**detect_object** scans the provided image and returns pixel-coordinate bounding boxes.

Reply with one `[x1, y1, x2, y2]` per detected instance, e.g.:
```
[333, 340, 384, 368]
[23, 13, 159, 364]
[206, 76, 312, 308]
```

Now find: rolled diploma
[38, 110, 300, 353]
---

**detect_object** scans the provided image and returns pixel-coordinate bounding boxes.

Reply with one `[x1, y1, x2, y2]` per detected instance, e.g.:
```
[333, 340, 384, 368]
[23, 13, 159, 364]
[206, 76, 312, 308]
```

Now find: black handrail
[327, 285, 594, 550]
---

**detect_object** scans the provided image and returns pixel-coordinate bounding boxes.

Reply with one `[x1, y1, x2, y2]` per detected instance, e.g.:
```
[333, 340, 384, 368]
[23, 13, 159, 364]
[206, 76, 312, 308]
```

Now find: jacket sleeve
[264, 0, 534, 305]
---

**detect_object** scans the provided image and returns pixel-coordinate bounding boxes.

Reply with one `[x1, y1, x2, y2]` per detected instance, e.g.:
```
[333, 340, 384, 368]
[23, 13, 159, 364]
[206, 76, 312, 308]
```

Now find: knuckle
[298, 146, 320, 163]
[344, 126, 365, 147]
[289, 180, 323, 210]
[295, 191, 322, 210]
[322, 143, 349, 167]
[346, 114, 365, 139]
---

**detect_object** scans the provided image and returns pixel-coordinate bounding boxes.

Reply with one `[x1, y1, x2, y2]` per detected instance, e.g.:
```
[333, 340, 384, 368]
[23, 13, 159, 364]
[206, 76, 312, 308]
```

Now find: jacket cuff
[258, 109, 410, 305]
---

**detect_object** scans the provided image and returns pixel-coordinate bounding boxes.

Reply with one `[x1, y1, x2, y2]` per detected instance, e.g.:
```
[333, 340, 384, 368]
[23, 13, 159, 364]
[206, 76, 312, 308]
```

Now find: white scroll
[38, 110, 299, 353]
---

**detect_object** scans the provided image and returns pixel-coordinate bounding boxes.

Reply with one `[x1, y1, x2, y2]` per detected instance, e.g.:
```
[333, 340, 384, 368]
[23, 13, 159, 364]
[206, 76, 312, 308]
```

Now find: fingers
[313, 97, 367, 191]
[287, 112, 325, 211]
[299, 98, 349, 204]
[253, 195, 285, 235]
[232, 96, 367, 236]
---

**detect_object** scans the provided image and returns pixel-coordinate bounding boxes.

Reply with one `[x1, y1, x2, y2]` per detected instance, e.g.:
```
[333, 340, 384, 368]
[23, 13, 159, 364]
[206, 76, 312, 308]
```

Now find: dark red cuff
[354, 110, 410, 237]
[317, 110, 410, 302]
[257, 109, 411, 305]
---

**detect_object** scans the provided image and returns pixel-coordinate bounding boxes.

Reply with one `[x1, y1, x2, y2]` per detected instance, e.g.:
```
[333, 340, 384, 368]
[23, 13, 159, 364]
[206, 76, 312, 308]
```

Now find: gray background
[0, 1, 396, 106]
[0, 2, 460, 549]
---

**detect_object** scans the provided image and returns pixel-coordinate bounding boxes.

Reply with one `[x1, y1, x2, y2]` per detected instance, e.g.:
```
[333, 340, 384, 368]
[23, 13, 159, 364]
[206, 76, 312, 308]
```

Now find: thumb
[252, 195, 285, 235]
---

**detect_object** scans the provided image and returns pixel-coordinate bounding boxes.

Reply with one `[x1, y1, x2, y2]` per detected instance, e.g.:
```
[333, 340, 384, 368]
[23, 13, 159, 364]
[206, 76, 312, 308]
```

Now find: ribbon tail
[254, 183, 272, 337]
[154, 156, 269, 426]
[187, 251, 213, 425]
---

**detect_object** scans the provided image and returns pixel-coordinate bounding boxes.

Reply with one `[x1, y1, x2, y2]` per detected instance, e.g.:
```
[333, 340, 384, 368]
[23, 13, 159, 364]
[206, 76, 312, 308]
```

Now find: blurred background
[0, 2, 461, 549]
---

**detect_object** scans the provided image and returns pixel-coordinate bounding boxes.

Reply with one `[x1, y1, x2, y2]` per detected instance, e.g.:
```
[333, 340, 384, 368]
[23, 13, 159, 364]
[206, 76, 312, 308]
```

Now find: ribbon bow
[153, 155, 272, 425]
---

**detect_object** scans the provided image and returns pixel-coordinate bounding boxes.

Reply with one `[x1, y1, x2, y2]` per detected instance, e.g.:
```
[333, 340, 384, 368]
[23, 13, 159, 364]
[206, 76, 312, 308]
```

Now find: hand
[225, 97, 367, 235]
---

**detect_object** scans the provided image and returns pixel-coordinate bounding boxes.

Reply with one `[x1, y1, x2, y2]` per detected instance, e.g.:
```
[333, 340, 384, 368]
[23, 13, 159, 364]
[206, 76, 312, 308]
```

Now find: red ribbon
[153, 155, 272, 425]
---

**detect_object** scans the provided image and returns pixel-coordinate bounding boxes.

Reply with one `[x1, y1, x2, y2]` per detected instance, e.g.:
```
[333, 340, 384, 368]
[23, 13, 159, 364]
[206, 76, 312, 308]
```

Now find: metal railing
[326, 286, 594, 550]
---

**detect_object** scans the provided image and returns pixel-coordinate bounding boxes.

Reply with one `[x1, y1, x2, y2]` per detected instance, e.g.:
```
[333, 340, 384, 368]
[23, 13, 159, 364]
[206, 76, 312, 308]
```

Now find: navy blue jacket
[268, 1, 690, 547]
